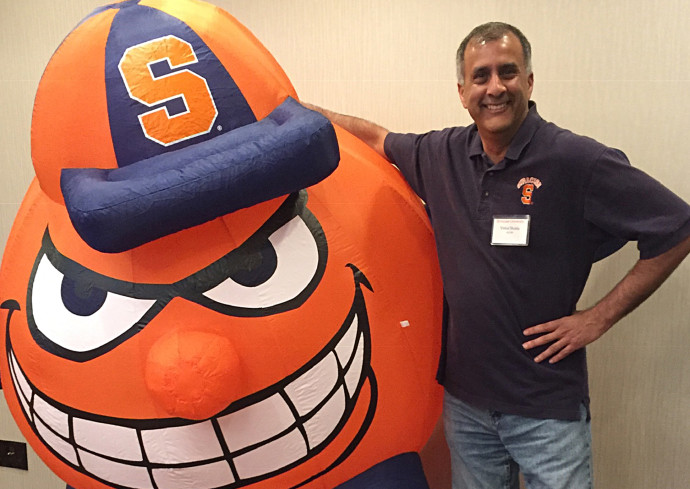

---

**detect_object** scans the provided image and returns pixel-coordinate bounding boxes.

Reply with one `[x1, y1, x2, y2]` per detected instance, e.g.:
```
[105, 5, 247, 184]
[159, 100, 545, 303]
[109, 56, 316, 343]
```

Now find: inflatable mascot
[0, 1, 444, 488]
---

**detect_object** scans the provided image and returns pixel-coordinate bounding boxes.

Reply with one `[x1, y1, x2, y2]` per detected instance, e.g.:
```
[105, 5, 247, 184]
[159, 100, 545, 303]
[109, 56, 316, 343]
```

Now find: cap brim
[61, 97, 339, 253]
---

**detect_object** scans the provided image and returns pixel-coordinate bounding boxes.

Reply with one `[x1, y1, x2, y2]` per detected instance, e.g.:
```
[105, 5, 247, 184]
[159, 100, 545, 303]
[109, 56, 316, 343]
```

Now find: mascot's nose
[144, 330, 242, 420]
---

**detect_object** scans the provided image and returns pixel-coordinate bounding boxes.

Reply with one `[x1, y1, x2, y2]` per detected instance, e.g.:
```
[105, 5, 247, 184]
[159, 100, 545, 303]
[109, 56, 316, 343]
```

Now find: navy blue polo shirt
[385, 102, 690, 420]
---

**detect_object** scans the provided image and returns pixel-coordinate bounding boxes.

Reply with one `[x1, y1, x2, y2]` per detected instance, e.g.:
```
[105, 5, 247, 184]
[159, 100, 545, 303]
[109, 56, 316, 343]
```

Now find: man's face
[458, 32, 534, 140]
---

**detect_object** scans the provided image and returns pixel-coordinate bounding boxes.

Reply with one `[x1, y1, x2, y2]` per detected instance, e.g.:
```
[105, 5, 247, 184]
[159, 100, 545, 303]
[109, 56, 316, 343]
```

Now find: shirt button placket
[477, 170, 493, 218]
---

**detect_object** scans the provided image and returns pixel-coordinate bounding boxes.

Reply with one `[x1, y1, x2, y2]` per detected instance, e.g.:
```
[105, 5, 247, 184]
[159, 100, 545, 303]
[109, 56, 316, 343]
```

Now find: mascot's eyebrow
[26, 191, 328, 361]
[34, 191, 321, 305]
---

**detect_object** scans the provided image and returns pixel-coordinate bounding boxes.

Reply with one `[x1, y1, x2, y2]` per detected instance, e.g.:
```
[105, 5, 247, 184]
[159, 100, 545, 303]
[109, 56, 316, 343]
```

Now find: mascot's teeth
[80, 450, 153, 488]
[33, 395, 70, 437]
[286, 350, 341, 417]
[144, 421, 223, 464]
[218, 393, 295, 452]
[8, 308, 368, 489]
[76, 418, 144, 461]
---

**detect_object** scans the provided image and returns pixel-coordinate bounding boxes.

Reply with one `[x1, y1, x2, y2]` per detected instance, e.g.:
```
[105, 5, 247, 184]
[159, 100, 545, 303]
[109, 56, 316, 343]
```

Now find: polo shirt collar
[467, 101, 543, 162]
[505, 101, 541, 161]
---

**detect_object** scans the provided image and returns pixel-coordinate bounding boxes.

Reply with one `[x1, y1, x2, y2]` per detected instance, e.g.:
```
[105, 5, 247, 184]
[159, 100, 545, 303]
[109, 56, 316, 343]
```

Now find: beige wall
[1, 1, 689, 488]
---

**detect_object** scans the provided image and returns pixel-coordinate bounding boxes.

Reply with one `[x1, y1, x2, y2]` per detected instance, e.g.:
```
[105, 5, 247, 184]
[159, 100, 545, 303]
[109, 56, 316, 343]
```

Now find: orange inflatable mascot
[0, 1, 444, 488]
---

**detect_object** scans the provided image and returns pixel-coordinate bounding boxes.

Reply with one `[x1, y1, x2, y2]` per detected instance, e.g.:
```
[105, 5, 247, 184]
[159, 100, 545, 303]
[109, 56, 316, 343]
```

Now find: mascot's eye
[228, 243, 278, 287]
[202, 215, 320, 309]
[60, 277, 108, 316]
[29, 255, 157, 353]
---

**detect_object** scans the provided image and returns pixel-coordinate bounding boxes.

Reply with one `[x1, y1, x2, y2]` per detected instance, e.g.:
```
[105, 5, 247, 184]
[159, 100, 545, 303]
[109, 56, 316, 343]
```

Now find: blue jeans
[443, 391, 593, 489]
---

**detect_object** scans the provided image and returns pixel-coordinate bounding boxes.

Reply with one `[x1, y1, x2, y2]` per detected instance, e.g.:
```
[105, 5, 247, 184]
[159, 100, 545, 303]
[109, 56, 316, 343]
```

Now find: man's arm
[302, 103, 390, 160]
[522, 234, 690, 363]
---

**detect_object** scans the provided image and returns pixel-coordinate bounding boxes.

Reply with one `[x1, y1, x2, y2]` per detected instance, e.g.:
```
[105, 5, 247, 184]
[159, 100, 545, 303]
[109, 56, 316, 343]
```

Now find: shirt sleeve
[384, 131, 435, 202]
[584, 147, 690, 259]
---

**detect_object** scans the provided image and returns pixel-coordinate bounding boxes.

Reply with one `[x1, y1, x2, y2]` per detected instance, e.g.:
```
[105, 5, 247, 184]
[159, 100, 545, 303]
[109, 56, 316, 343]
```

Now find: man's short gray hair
[456, 22, 532, 85]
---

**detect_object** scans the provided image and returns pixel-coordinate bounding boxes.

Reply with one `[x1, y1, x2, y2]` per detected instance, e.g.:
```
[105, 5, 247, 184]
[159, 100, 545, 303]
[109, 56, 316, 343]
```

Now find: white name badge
[491, 215, 531, 246]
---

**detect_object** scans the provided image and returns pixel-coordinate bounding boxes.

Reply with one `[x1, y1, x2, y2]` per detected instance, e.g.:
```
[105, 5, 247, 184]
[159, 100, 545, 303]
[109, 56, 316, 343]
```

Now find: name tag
[491, 215, 530, 246]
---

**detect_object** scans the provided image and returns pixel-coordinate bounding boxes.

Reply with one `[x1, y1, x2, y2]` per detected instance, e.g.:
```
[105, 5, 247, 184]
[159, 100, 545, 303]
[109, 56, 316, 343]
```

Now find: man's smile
[483, 101, 510, 112]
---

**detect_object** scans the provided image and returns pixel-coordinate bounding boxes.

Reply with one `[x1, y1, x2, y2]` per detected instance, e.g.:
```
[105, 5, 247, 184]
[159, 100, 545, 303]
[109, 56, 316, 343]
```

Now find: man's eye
[29, 254, 157, 353]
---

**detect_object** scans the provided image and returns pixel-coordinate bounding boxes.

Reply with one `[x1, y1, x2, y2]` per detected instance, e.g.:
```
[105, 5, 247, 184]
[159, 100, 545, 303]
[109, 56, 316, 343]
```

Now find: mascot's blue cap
[52, 1, 339, 253]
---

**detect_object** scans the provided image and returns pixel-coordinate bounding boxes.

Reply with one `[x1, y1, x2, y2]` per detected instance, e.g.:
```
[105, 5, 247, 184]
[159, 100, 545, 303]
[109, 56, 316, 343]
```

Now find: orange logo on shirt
[517, 177, 542, 205]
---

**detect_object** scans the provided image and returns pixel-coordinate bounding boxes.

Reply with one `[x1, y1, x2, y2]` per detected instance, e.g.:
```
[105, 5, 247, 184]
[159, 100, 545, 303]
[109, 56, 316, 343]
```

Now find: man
[305, 22, 690, 489]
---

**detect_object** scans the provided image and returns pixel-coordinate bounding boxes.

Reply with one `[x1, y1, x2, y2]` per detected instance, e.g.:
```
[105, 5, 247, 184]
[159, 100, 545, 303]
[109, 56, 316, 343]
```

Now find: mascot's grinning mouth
[4, 274, 377, 489]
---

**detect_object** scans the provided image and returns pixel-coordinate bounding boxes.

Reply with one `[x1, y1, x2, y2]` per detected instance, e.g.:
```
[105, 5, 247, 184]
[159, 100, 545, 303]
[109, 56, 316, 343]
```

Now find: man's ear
[527, 72, 534, 98]
[457, 83, 468, 109]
